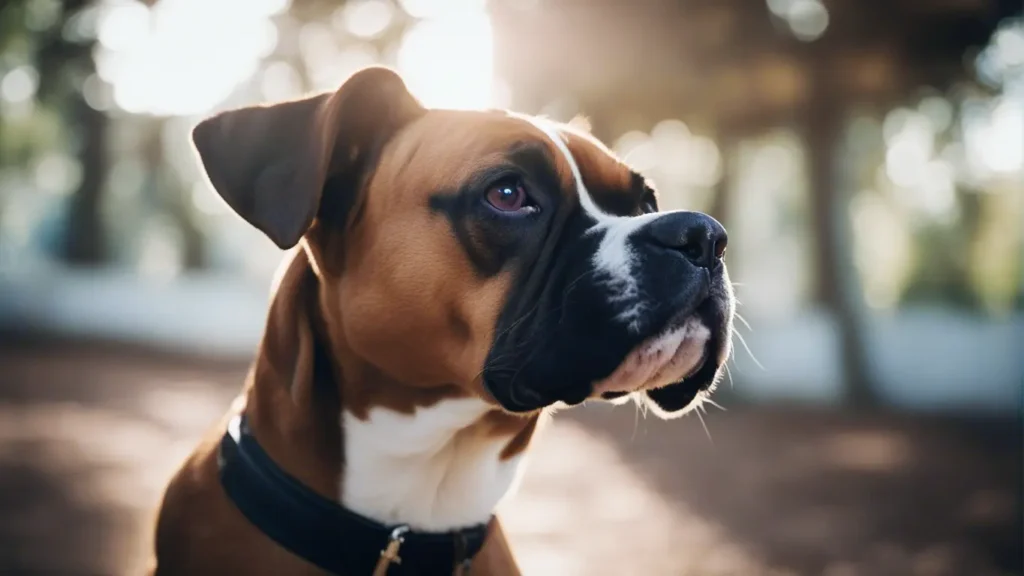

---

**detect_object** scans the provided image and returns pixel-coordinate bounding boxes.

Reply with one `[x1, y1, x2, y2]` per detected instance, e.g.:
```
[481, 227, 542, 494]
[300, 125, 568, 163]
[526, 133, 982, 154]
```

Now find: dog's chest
[340, 398, 525, 531]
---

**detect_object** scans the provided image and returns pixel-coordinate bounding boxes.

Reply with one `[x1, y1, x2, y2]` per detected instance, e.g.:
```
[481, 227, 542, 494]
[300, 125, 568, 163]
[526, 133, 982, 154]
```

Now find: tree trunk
[62, 93, 107, 266]
[709, 135, 734, 227]
[805, 50, 877, 407]
[142, 120, 206, 270]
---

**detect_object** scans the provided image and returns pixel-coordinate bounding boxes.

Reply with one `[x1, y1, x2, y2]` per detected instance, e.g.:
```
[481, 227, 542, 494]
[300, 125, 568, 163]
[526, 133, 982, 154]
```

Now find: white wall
[730, 309, 1022, 412]
[0, 269, 267, 358]
[1, 270, 1020, 412]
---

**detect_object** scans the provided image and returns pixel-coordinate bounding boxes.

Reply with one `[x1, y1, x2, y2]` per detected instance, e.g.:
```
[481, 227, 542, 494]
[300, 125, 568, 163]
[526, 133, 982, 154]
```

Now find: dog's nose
[643, 211, 727, 269]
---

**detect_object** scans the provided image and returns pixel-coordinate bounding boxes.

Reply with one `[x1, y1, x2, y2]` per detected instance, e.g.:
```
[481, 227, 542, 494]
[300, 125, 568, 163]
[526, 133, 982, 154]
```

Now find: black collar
[217, 414, 491, 575]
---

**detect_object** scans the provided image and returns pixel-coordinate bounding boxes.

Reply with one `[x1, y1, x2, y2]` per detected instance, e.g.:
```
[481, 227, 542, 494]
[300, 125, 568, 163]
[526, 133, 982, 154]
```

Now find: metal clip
[372, 525, 410, 576]
[454, 557, 473, 576]
[453, 531, 472, 576]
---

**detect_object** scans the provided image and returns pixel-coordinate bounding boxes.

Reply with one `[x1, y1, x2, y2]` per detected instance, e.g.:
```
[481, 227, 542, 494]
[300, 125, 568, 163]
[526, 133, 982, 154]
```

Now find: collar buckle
[220, 414, 491, 575]
[373, 525, 410, 576]
[454, 531, 473, 576]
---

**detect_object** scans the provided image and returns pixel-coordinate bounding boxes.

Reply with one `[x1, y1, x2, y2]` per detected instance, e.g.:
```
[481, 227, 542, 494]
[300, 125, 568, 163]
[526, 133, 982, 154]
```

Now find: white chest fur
[340, 398, 527, 531]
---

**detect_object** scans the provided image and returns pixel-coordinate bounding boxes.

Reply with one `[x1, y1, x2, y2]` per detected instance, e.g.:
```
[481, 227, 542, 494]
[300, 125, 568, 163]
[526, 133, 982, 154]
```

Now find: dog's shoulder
[150, 413, 331, 576]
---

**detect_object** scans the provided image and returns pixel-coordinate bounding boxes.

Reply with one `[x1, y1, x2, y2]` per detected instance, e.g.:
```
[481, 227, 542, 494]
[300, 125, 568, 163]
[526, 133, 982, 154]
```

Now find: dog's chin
[598, 353, 720, 419]
[484, 321, 724, 416]
[484, 361, 721, 416]
[589, 315, 708, 390]
[484, 311, 729, 416]
[641, 354, 722, 418]
[594, 316, 726, 419]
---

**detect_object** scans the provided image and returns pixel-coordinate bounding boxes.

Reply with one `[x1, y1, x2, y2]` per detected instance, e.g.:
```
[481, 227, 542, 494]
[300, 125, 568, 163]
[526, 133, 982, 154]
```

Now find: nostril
[713, 235, 728, 261]
[644, 211, 728, 269]
[681, 241, 703, 263]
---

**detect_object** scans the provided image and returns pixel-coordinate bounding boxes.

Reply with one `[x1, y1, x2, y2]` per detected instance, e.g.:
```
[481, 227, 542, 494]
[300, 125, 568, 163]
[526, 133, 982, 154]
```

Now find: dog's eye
[484, 179, 538, 216]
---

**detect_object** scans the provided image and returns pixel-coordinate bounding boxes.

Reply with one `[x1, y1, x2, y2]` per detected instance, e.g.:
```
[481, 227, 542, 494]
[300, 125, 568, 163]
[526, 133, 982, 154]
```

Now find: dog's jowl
[150, 66, 734, 576]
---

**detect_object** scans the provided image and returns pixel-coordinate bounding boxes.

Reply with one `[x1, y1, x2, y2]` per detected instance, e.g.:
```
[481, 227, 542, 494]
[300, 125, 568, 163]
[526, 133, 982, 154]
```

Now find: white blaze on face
[520, 116, 668, 332]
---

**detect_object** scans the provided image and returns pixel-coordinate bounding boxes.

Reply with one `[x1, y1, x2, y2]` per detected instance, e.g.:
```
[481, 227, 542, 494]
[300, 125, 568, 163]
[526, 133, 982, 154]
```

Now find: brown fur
[151, 67, 647, 575]
[560, 126, 651, 214]
[312, 110, 550, 406]
[151, 248, 527, 575]
[151, 69, 583, 576]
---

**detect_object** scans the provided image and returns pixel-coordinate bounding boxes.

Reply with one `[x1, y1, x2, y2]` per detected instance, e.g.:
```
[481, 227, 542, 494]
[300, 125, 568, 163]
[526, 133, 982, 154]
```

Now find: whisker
[695, 408, 713, 445]
[509, 342, 546, 390]
[475, 355, 515, 380]
[723, 363, 735, 388]
[562, 268, 600, 303]
[492, 300, 542, 345]
[733, 312, 753, 333]
[703, 397, 727, 412]
[635, 394, 649, 419]
[732, 329, 764, 371]
[631, 398, 640, 442]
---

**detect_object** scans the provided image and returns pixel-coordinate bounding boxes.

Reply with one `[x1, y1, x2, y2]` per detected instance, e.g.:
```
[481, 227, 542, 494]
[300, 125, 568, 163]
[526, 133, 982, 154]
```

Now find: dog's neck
[244, 249, 537, 532]
[339, 395, 529, 531]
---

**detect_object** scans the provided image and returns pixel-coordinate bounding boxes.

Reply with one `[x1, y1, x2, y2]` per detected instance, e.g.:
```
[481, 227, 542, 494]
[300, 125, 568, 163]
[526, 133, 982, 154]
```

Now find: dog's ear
[191, 66, 425, 249]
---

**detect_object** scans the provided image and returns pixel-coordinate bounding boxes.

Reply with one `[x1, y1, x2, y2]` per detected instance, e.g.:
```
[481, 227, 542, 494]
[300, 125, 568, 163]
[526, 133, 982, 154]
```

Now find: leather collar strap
[218, 414, 490, 575]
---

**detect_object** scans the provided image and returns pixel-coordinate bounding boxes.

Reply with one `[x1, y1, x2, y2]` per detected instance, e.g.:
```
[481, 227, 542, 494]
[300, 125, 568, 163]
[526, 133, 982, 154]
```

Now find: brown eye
[485, 180, 536, 215]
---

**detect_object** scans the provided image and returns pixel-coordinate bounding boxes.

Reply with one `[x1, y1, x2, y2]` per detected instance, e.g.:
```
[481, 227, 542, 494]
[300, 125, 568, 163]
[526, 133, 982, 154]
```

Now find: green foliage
[0, 0, 96, 162]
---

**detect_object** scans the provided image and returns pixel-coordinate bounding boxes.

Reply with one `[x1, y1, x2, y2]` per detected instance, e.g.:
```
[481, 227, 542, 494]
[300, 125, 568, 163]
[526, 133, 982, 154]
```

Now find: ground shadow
[0, 337, 1019, 575]
[564, 400, 1023, 575]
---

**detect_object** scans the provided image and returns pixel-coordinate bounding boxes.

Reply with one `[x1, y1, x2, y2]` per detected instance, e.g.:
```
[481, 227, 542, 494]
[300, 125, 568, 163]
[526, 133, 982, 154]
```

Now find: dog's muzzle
[484, 210, 733, 414]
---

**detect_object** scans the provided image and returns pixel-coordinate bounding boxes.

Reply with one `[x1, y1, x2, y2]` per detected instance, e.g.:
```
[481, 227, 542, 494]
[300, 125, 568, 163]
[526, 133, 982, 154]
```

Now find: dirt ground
[0, 338, 1019, 576]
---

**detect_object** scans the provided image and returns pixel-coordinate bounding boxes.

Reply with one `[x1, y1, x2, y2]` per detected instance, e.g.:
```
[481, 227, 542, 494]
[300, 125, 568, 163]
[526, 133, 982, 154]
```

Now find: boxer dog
[151, 66, 734, 575]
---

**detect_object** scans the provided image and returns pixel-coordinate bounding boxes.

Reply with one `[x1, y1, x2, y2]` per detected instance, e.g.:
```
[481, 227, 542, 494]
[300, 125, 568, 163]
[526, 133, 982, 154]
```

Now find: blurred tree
[0, 0, 120, 265]
[1, 0, 219, 270]
[29, 0, 107, 265]
[492, 0, 1021, 406]
[804, 43, 877, 406]
[140, 119, 207, 269]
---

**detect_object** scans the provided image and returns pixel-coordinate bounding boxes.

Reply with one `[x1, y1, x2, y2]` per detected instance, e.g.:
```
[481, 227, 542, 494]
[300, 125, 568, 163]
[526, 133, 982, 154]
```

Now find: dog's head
[193, 66, 733, 418]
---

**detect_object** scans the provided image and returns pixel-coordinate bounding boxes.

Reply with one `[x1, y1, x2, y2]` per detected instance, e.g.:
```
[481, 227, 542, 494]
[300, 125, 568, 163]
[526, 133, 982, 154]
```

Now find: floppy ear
[191, 66, 425, 249]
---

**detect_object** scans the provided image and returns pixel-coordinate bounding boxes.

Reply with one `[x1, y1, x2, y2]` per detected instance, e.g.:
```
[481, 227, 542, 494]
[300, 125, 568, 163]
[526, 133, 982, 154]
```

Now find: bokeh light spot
[786, 0, 829, 42]
[0, 66, 39, 104]
[397, 9, 495, 110]
[340, 0, 395, 39]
